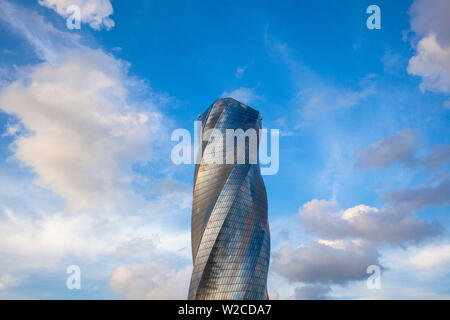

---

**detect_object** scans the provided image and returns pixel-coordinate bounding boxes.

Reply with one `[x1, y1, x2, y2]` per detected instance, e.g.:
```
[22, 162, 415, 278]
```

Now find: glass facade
[188, 98, 270, 300]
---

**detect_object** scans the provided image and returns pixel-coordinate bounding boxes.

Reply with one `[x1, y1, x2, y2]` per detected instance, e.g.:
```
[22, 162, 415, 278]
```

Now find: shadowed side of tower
[188, 98, 270, 300]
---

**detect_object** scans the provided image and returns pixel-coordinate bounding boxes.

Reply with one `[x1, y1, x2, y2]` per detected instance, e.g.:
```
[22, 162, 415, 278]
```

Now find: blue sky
[0, 0, 449, 299]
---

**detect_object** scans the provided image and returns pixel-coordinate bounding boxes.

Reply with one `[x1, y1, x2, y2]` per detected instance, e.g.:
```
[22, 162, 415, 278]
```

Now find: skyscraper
[188, 98, 270, 300]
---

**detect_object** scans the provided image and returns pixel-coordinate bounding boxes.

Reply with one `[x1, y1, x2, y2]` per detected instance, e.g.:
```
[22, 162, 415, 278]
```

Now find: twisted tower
[188, 98, 270, 300]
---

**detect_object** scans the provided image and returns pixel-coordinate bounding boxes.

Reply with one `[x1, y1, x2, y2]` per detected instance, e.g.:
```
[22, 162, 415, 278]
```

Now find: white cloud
[407, 34, 450, 93]
[408, 244, 450, 270]
[299, 84, 375, 123]
[114, 238, 156, 259]
[407, 0, 450, 94]
[0, 1, 170, 211]
[220, 87, 263, 105]
[0, 0, 193, 299]
[378, 241, 450, 292]
[298, 199, 442, 245]
[0, 155, 192, 296]
[38, 0, 115, 30]
[0, 273, 26, 291]
[150, 176, 192, 210]
[0, 207, 113, 268]
[110, 261, 192, 299]
[0, 49, 164, 211]
[0, 204, 190, 271]
[335, 87, 375, 108]
[267, 288, 279, 300]
[274, 194, 443, 295]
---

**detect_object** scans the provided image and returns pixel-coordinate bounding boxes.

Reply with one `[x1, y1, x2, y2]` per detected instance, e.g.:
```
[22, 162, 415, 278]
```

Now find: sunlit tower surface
[188, 98, 270, 300]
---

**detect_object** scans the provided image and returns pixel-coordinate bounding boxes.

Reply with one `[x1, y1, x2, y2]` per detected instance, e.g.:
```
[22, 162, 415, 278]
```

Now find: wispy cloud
[355, 129, 450, 171]
[234, 65, 247, 79]
[0, 0, 80, 64]
[264, 26, 376, 126]
[220, 87, 263, 105]
[38, 0, 115, 30]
